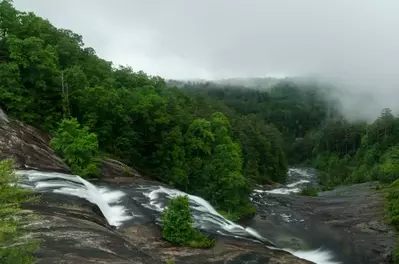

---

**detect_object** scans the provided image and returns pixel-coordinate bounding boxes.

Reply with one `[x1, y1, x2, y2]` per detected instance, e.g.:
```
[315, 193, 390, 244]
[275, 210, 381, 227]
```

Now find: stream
[16, 168, 361, 264]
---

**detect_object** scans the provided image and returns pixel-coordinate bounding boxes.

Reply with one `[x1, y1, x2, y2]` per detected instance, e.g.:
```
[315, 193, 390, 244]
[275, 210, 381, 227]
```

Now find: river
[16, 168, 376, 264]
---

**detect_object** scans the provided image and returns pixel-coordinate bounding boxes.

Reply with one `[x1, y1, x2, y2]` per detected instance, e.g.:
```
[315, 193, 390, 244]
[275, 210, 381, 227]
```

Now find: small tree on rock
[162, 195, 215, 248]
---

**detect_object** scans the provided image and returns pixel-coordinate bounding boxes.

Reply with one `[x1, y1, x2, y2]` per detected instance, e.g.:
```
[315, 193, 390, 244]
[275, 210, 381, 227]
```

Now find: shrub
[162, 195, 215, 248]
[300, 186, 319, 197]
[51, 118, 99, 177]
[387, 180, 399, 263]
[0, 159, 39, 263]
[218, 202, 256, 221]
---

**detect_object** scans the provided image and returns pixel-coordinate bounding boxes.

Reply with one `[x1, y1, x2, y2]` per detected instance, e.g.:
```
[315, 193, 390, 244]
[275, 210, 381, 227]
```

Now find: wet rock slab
[249, 182, 396, 264]
[24, 193, 162, 264]
[0, 116, 69, 173]
[25, 192, 312, 264]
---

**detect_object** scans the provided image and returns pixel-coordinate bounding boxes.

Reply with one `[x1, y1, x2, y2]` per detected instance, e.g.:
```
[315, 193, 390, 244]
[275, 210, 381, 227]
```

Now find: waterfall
[17, 169, 340, 264]
[16, 170, 133, 227]
[140, 185, 274, 245]
[139, 185, 340, 264]
[77, 176, 132, 227]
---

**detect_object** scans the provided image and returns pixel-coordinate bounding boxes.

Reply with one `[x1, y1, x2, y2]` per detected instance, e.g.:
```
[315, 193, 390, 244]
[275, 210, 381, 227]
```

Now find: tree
[50, 118, 99, 177]
[162, 196, 214, 248]
[0, 159, 38, 263]
[380, 146, 399, 183]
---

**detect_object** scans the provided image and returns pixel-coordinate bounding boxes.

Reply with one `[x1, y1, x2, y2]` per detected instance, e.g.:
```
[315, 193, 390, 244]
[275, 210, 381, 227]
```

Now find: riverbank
[249, 173, 396, 264]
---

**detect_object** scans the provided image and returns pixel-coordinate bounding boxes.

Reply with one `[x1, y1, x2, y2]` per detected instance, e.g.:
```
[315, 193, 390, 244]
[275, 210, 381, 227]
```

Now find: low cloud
[13, 0, 399, 120]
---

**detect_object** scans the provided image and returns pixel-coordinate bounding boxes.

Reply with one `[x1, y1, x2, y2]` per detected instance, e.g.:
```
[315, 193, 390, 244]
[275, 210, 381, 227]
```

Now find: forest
[2, 0, 399, 223]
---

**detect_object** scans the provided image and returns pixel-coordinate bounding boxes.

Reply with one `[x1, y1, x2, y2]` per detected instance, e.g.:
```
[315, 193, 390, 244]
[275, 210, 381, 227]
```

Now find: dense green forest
[181, 81, 399, 188]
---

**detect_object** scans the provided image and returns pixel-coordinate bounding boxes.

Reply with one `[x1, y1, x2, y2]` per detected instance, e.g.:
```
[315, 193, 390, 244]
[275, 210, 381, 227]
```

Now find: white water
[255, 168, 313, 195]
[264, 187, 301, 194]
[17, 169, 340, 264]
[141, 185, 340, 264]
[288, 168, 313, 178]
[287, 179, 311, 188]
[0, 107, 9, 123]
[285, 248, 339, 264]
[76, 176, 133, 226]
[250, 168, 341, 264]
[141, 186, 269, 241]
[16, 170, 132, 227]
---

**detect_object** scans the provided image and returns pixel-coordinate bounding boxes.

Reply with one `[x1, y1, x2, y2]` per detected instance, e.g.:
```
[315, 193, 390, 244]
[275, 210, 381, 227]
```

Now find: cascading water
[137, 185, 274, 245]
[253, 167, 315, 195]
[76, 176, 133, 226]
[16, 169, 340, 264]
[16, 170, 133, 227]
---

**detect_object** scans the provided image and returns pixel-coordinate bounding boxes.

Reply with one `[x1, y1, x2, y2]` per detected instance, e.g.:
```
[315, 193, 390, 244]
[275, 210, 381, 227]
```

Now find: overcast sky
[12, 0, 399, 119]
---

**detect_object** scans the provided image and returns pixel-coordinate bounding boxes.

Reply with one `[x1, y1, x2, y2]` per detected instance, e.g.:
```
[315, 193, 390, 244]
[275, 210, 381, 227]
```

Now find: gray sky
[12, 0, 399, 120]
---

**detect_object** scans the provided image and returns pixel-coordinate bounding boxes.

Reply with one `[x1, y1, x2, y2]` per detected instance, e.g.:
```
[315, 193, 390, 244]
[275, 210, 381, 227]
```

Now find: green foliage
[379, 146, 399, 183]
[162, 196, 215, 248]
[0, 159, 39, 263]
[304, 107, 399, 189]
[51, 118, 99, 177]
[183, 112, 252, 214]
[299, 186, 319, 197]
[218, 203, 256, 221]
[386, 180, 399, 263]
[166, 258, 175, 264]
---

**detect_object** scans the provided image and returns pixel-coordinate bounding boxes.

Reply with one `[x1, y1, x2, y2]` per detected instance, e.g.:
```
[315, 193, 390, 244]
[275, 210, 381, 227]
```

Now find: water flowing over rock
[0, 107, 9, 123]
[19, 162, 394, 264]
[249, 168, 395, 264]
[20, 170, 313, 264]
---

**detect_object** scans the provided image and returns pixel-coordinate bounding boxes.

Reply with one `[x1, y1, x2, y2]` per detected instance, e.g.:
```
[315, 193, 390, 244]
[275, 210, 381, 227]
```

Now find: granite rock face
[25, 192, 311, 264]
[249, 182, 396, 264]
[0, 109, 69, 172]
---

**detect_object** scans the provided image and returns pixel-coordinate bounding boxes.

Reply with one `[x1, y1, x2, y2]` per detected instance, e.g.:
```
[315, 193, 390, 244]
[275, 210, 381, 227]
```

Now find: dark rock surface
[249, 182, 396, 264]
[24, 193, 161, 264]
[99, 157, 153, 183]
[317, 184, 395, 264]
[100, 158, 141, 179]
[0, 111, 69, 173]
[25, 192, 311, 264]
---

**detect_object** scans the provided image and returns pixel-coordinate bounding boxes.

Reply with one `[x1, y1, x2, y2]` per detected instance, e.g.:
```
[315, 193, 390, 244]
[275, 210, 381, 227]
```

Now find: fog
[13, 0, 399, 120]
